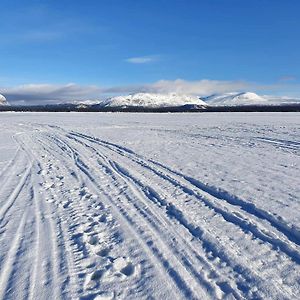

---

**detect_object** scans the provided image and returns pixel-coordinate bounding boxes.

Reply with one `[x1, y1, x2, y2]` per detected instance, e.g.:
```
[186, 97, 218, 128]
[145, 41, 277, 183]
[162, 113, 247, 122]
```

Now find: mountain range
[1, 92, 300, 108]
[78, 92, 300, 108]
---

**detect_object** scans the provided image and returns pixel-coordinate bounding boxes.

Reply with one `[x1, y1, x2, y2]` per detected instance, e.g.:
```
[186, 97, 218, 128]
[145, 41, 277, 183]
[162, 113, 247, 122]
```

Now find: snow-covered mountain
[0, 94, 8, 106]
[203, 92, 267, 106]
[68, 92, 300, 109]
[102, 93, 207, 108]
[202, 92, 300, 106]
[261, 95, 300, 105]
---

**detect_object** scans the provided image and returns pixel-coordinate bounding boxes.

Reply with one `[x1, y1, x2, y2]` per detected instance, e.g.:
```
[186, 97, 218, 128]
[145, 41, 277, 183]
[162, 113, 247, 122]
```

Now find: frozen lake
[0, 112, 299, 299]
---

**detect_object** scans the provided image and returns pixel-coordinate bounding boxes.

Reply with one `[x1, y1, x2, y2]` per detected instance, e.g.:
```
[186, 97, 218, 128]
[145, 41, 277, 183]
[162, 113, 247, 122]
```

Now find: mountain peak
[234, 92, 265, 101]
[0, 94, 9, 106]
[203, 92, 266, 106]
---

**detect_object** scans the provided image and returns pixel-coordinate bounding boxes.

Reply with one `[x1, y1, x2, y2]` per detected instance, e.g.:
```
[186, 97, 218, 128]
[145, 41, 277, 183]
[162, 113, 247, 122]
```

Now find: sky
[1, 0, 300, 104]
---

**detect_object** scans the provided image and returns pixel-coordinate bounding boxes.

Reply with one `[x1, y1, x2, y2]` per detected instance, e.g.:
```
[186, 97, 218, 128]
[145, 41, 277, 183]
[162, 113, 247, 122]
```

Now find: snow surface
[0, 94, 8, 106]
[0, 112, 299, 299]
[102, 93, 207, 108]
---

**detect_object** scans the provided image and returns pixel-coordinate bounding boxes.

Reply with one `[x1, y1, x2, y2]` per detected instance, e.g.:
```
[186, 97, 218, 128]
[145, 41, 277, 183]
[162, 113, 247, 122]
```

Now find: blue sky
[1, 0, 300, 103]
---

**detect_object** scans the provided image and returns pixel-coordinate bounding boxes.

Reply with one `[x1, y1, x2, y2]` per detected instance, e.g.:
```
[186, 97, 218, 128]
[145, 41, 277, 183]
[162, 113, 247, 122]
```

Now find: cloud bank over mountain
[0, 79, 255, 105]
[1, 79, 300, 105]
[0, 84, 102, 105]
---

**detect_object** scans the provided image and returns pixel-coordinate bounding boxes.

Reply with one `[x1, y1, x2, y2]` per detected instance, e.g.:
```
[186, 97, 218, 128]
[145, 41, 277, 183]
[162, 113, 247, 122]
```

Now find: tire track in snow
[0, 134, 49, 300]
[41, 131, 203, 299]
[149, 159, 300, 246]
[65, 129, 299, 298]
[0, 146, 20, 180]
[37, 124, 288, 298]
[107, 160, 242, 299]
[34, 142, 96, 298]
[14, 132, 79, 299]
[30, 157, 78, 299]
[70, 131, 300, 253]
[0, 160, 32, 226]
[22, 123, 299, 299]
[255, 136, 300, 152]
[0, 148, 29, 210]
[14, 133, 64, 300]
[64, 132, 248, 298]
[36, 132, 162, 299]
[67, 132, 289, 298]
[0, 209, 28, 299]
[56, 130, 261, 299]
[28, 179, 42, 300]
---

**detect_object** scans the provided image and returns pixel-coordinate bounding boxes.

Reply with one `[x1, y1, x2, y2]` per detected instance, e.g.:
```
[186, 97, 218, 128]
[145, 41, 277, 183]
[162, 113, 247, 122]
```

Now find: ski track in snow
[0, 113, 299, 299]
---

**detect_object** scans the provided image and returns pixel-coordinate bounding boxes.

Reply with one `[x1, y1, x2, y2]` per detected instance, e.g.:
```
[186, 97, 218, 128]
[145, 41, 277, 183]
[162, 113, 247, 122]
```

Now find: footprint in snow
[62, 201, 71, 209]
[91, 269, 106, 281]
[79, 187, 89, 197]
[90, 194, 99, 200]
[96, 246, 111, 258]
[113, 257, 136, 277]
[84, 271, 102, 290]
[45, 197, 55, 203]
[91, 201, 105, 210]
[84, 221, 100, 233]
[99, 213, 113, 223]
[98, 214, 107, 223]
[87, 234, 99, 246]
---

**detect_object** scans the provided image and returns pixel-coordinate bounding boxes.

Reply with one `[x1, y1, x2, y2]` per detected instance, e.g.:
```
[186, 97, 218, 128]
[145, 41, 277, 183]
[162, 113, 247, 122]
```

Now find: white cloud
[2, 79, 299, 105]
[148, 79, 252, 96]
[104, 79, 255, 96]
[1, 83, 102, 104]
[278, 76, 296, 82]
[125, 55, 159, 64]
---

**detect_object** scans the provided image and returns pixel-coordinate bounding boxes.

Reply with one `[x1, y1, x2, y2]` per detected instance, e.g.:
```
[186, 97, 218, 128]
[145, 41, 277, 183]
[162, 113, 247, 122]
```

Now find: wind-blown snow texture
[0, 112, 299, 299]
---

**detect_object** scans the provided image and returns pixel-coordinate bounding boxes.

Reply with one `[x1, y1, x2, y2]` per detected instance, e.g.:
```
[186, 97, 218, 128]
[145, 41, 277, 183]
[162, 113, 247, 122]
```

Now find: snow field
[0, 112, 299, 299]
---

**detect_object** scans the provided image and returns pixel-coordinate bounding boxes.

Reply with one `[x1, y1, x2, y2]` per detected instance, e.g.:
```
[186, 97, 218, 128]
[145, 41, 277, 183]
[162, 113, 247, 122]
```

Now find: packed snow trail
[0, 113, 299, 299]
